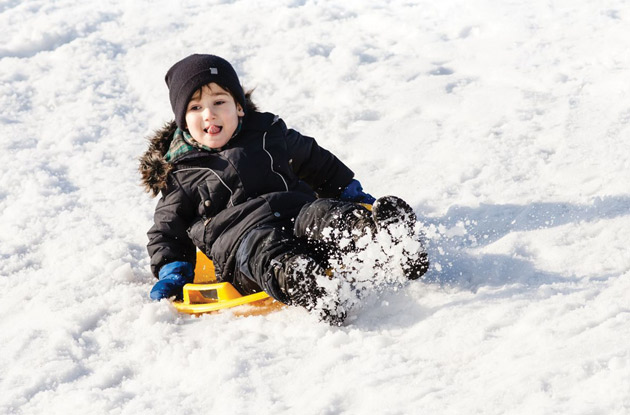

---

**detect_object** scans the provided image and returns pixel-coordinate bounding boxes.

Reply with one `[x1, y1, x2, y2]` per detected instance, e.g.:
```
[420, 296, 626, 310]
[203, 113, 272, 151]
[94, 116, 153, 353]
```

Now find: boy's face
[185, 83, 244, 149]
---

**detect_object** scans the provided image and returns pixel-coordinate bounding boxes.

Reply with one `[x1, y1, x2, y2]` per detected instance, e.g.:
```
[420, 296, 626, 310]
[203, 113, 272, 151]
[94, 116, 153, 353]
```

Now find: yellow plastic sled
[172, 251, 282, 316]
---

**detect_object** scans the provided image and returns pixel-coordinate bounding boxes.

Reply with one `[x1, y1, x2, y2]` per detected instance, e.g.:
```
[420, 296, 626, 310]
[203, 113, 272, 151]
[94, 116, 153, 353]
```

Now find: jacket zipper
[262, 117, 289, 191]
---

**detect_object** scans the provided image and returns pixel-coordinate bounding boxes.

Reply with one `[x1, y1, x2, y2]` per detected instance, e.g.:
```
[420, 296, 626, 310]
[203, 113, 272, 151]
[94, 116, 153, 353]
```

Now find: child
[139, 54, 428, 324]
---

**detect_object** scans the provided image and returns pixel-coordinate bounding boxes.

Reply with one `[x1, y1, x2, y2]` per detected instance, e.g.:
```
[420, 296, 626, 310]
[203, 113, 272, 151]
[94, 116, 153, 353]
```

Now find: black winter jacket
[140, 111, 354, 283]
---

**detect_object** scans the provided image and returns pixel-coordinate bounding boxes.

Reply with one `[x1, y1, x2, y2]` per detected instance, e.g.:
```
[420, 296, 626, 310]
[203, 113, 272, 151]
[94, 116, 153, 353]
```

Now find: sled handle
[182, 282, 244, 304]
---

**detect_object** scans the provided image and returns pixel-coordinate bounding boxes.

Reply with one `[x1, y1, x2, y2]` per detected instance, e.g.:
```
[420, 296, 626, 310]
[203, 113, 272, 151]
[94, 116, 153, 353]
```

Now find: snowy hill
[1, 0, 629, 413]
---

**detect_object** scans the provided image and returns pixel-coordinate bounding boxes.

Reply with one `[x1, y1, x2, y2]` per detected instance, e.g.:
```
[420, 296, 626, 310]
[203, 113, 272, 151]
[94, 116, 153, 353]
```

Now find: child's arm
[284, 128, 355, 198]
[146, 177, 197, 279]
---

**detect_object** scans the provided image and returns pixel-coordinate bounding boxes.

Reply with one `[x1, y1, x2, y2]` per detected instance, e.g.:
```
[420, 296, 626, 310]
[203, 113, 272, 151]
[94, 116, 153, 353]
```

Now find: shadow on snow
[418, 194, 630, 291]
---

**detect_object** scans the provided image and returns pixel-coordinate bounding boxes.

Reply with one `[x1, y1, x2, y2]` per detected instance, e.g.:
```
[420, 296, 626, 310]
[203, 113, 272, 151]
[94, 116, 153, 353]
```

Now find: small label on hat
[209, 67, 218, 74]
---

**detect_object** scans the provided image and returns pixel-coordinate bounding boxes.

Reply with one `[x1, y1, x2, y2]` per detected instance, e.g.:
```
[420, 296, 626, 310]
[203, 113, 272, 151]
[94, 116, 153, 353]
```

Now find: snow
[1, 0, 629, 413]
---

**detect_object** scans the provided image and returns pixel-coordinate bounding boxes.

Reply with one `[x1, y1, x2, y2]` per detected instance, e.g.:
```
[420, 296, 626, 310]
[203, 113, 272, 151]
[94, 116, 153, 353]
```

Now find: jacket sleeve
[146, 175, 197, 278]
[285, 128, 354, 198]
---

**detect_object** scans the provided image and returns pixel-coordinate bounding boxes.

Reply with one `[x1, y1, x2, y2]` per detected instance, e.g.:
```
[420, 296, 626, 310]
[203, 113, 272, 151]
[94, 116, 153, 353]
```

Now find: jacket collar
[139, 111, 278, 196]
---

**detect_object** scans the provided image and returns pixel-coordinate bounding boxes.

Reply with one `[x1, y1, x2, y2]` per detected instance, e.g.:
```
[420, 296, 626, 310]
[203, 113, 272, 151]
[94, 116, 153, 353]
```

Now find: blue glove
[340, 179, 376, 204]
[150, 261, 194, 300]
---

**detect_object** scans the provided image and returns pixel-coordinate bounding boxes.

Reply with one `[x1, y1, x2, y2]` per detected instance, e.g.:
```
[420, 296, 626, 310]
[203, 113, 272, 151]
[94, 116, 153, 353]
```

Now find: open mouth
[203, 125, 222, 134]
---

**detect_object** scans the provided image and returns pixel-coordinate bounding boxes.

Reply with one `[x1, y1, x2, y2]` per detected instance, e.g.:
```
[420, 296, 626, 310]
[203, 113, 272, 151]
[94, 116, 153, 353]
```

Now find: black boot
[272, 253, 346, 326]
[372, 196, 429, 280]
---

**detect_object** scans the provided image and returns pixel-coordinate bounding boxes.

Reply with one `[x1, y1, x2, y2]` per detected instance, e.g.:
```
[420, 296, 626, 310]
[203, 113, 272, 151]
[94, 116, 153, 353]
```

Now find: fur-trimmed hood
[139, 120, 177, 197]
[140, 92, 259, 197]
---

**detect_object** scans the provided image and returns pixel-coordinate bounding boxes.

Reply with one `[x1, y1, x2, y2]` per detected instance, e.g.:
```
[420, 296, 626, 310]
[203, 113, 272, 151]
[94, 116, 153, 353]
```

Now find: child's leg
[293, 199, 375, 255]
[233, 223, 295, 300]
[234, 223, 345, 325]
[295, 197, 429, 280]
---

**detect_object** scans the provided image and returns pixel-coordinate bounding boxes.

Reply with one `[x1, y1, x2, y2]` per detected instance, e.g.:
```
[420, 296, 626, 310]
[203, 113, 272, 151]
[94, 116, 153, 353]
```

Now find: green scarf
[164, 119, 243, 162]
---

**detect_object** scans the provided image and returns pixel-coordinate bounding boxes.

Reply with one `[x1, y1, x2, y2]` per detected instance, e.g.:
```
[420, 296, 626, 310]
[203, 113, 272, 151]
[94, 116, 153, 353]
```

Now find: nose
[202, 107, 214, 119]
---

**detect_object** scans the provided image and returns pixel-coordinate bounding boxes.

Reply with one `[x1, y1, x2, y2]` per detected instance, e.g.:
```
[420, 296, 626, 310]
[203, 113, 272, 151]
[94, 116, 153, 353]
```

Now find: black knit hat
[165, 54, 246, 130]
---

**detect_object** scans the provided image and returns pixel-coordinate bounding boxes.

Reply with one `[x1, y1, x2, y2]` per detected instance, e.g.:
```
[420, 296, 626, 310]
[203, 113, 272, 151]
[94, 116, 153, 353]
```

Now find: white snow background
[1, 0, 629, 413]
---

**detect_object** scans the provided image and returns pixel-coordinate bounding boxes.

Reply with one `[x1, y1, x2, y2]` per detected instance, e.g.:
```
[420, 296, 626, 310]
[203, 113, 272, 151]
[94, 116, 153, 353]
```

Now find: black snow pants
[232, 198, 373, 302]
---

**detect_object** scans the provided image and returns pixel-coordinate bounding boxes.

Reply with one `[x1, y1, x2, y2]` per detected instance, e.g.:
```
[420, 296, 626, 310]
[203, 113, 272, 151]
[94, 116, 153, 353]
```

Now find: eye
[188, 105, 202, 111]
[214, 100, 225, 105]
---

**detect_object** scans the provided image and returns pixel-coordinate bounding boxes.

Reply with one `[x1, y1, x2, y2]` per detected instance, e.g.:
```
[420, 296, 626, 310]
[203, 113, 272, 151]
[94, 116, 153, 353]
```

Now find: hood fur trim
[139, 120, 177, 197]
[139, 94, 259, 197]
